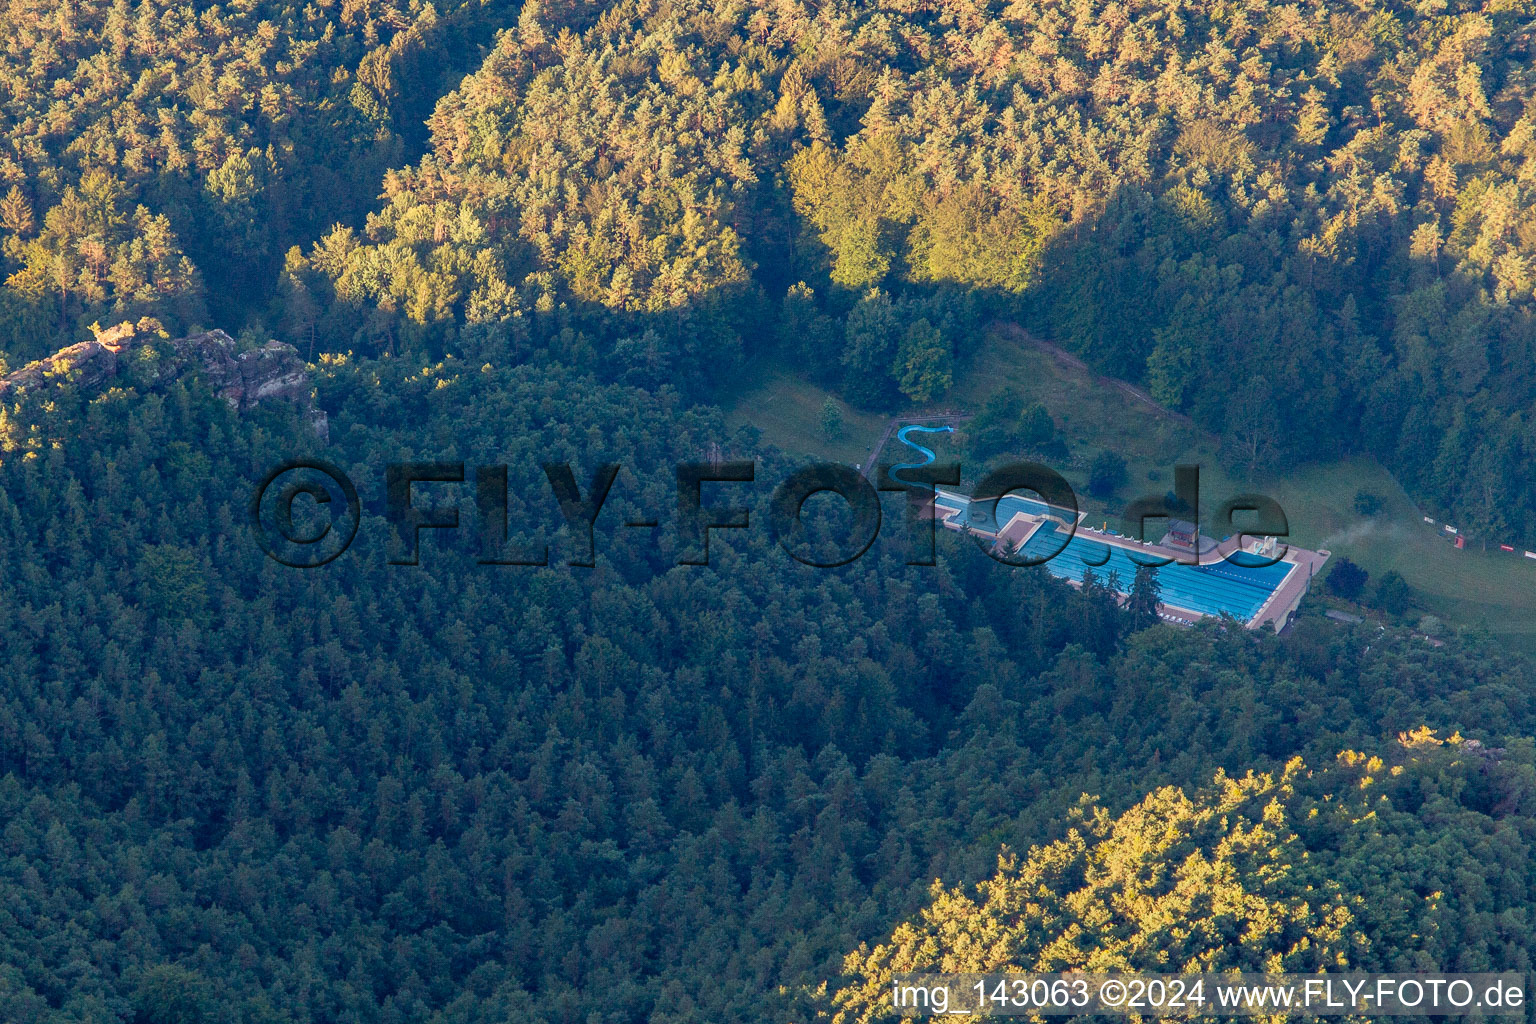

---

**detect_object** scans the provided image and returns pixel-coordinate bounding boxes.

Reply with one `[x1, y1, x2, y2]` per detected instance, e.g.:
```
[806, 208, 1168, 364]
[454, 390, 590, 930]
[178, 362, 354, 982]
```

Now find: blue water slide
[889, 424, 955, 486]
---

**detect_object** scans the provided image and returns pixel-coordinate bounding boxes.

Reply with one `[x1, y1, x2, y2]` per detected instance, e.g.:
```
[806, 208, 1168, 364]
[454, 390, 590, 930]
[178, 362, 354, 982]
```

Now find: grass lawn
[721, 327, 1536, 648]
[1256, 461, 1536, 648]
[720, 356, 888, 466]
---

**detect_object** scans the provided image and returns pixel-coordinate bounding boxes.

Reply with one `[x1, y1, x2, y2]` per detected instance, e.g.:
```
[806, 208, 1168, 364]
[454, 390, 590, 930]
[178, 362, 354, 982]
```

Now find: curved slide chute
[889, 424, 954, 486]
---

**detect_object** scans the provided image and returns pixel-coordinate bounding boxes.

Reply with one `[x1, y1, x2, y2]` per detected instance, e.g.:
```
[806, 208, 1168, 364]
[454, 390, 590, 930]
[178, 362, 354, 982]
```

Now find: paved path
[861, 420, 899, 479]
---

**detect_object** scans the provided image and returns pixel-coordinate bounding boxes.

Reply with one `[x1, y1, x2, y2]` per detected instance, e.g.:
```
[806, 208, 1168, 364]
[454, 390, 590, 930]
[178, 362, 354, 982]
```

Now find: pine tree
[1127, 564, 1161, 629]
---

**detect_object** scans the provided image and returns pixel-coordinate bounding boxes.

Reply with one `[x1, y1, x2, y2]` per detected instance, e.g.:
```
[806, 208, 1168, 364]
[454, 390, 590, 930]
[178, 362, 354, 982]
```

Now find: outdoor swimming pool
[933, 492, 1294, 622]
[1019, 522, 1292, 620]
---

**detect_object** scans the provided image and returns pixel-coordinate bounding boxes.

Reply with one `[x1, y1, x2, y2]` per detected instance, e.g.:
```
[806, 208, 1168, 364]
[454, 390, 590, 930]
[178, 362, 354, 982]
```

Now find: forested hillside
[4, 0, 1536, 1019]
[0, 0, 564, 359]
[8, 0, 1536, 531]
[271, 0, 1536, 539]
[2, 357, 1535, 1020]
[830, 743, 1536, 1023]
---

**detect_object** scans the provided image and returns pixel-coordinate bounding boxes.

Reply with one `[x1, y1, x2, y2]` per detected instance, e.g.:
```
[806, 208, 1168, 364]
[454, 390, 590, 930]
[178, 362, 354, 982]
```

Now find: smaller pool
[934, 490, 1059, 526]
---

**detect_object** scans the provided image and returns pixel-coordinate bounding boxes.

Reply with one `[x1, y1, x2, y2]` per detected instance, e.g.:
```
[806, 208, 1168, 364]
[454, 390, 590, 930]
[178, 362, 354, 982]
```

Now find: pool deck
[1248, 544, 1331, 631]
[930, 491, 1328, 631]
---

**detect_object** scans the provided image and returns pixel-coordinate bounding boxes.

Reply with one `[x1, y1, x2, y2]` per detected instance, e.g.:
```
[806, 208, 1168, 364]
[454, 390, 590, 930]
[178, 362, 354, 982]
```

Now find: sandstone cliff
[0, 320, 328, 440]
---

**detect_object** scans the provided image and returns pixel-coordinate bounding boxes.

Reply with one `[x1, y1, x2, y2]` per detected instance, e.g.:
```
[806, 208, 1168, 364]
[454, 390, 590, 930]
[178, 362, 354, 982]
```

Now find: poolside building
[1166, 519, 1198, 552]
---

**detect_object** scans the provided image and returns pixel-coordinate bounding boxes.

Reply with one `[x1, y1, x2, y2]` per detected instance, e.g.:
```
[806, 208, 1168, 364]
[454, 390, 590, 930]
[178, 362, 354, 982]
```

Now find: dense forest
[3, 356, 1536, 1021]
[3, 0, 1536, 1019]
[7, 0, 1536, 532]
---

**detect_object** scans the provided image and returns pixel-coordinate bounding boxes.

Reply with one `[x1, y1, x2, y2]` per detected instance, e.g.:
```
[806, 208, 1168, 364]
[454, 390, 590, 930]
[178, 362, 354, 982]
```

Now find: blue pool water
[934, 490, 1057, 526]
[933, 492, 1293, 621]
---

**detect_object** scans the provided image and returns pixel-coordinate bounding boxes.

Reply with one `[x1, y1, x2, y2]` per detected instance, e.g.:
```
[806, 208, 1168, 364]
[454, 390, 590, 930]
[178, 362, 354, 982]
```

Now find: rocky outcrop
[0, 321, 328, 440]
[0, 337, 123, 394]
